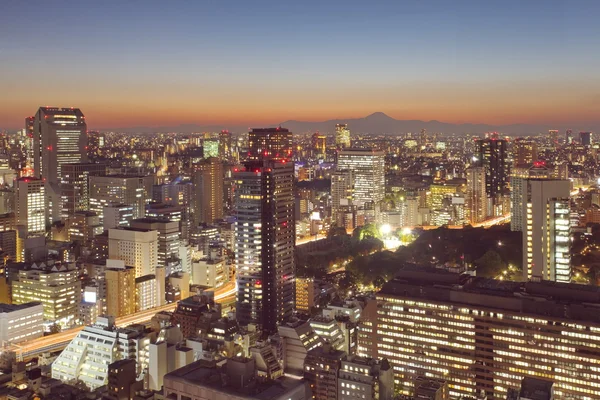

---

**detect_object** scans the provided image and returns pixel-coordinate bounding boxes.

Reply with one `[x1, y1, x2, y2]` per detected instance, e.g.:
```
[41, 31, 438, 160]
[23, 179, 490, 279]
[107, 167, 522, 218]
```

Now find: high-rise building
[548, 129, 559, 146]
[60, 162, 107, 218]
[103, 203, 135, 230]
[33, 107, 88, 222]
[11, 261, 81, 328]
[476, 138, 508, 197]
[512, 138, 538, 168]
[304, 346, 345, 400]
[335, 124, 351, 149]
[510, 164, 552, 232]
[518, 178, 571, 282]
[108, 227, 158, 278]
[89, 175, 153, 221]
[14, 177, 46, 237]
[338, 356, 394, 400]
[105, 266, 136, 317]
[580, 131, 592, 146]
[312, 132, 327, 157]
[131, 218, 181, 272]
[566, 129, 573, 144]
[218, 130, 232, 160]
[465, 166, 487, 224]
[248, 127, 292, 161]
[362, 266, 600, 399]
[234, 160, 295, 333]
[337, 149, 385, 213]
[67, 211, 103, 246]
[295, 277, 317, 313]
[25, 116, 35, 171]
[152, 182, 192, 208]
[331, 170, 354, 227]
[193, 157, 223, 227]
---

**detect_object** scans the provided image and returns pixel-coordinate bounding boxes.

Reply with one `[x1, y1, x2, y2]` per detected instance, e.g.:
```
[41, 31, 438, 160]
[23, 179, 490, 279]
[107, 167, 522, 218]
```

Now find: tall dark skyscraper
[580, 131, 592, 146]
[33, 107, 88, 222]
[476, 138, 508, 197]
[248, 127, 292, 161]
[234, 158, 295, 334]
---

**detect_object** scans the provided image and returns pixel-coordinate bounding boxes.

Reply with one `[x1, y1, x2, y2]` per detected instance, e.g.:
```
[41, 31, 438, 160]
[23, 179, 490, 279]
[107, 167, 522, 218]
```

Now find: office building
[33, 107, 88, 222]
[135, 274, 158, 312]
[89, 175, 154, 221]
[11, 261, 81, 328]
[152, 182, 193, 208]
[193, 157, 223, 226]
[510, 165, 552, 232]
[312, 132, 327, 157]
[331, 170, 354, 227]
[361, 266, 600, 399]
[248, 127, 292, 161]
[163, 358, 310, 400]
[52, 317, 156, 390]
[131, 218, 181, 272]
[234, 160, 295, 333]
[338, 356, 394, 400]
[60, 162, 107, 218]
[192, 257, 226, 288]
[219, 129, 233, 160]
[548, 129, 559, 146]
[103, 203, 135, 230]
[14, 177, 46, 237]
[67, 211, 103, 246]
[337, 149, 385, 214]
[512, 138, 538, 168]
[0, 302, 43, 345]
[465, 166, 487, 224]
[580, 131, 592, 146]
[108, 228, 158, 278]
[427, 183, 460, 211]
[335, 124, 351, 149]
[515, 179, 570, 281]
[566, 129, 573, 144]
[105, 265, 136, 318]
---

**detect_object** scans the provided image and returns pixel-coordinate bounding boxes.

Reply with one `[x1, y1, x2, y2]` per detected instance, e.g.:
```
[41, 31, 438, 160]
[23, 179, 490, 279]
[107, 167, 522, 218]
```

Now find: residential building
[465, 166, 486, 224]
[234, 160, 295, 333]
[193, 157, 224, 227]
[338, 356, 394, 400]
[105, 265, 136, 318]
[304, 345, 345, 400]
[295, 277, 317, 313]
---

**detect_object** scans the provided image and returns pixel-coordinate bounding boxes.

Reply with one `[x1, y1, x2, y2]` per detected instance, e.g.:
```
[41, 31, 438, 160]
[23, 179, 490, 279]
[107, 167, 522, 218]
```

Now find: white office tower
[52, 317, 156, 390]
[108, 227, 158, 278]
[511, 165, 552, 232]
[518, 179, 571, 282]
[33, 107, 88, 222]
[337, 149, 385, 222]
[15, 177, 46, 237]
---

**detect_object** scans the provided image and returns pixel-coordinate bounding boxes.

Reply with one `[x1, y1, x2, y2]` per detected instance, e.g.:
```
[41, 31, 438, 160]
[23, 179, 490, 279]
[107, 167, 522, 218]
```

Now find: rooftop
[0, 302, 42, 313]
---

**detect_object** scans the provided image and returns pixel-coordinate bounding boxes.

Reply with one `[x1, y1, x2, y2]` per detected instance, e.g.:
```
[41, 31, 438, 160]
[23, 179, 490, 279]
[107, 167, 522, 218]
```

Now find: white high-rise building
[511, 165, 552, 232]
[519, 179, 571, 282]
[108, 228, 158, 278]
[33, 107, 88, 222]
[51, 317, 156, 390]
[15, 177, 46, 236]
[0, 302, 44, 345]
[103, 203, 135, 230]
[337, 149, 385, 215]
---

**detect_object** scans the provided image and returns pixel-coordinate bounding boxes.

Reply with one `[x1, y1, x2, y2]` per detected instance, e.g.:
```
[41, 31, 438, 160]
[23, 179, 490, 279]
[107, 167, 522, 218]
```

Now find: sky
[1, 0, 600, 130]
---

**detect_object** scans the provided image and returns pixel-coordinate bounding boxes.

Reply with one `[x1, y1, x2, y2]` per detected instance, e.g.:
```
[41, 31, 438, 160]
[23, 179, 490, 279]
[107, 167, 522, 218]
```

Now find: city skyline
[2, 1, 600, 130]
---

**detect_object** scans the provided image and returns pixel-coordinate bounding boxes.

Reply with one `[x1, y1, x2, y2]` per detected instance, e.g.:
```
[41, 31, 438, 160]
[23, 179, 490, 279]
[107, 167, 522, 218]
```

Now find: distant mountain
[99, 112, 598, 135]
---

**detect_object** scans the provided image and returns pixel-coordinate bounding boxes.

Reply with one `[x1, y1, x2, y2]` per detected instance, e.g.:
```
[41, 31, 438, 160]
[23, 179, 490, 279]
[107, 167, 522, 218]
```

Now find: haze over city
[2, 0, 600, 130]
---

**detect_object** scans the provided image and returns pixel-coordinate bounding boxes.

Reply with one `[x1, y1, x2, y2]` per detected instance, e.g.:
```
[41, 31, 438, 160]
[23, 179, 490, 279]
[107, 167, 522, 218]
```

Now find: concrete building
[331, 170, 354, 227]
[89, 175, 154, 221]
[14, 177, 46, 237]
[131, 218, 181, 272]
[135, 274, 158, 312]
[106, 359, 141, 400]
[0, 302, 43, 345]
[67, 211, 102, 246]
[11, 261, 81, 328]
[191, 257, 226, 288]
[163, 357, 310, 400]
[304, 346, 345, 400]
[105, 264, 136, 318]
[277, 319, 323, 376]
[51, 317, 156, 390]
[33, 107, 88, 222]
[108, 227, 158, 278]
[335, 124, 351, 149]
[338, 356, 394, 400]
[310, 316, 346, 351]
[103, 203, 135, 230]
[295, 277, 317, 313]
[60, 162, 107, 219]
[465, 166, 487, 224]
[193, 157, 223, 227]
[360, 265, 600, 399]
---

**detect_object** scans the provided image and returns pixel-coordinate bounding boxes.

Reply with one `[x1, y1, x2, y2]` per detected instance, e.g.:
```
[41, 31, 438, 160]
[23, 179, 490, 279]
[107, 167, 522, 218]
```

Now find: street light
[380, 224, 392, 236]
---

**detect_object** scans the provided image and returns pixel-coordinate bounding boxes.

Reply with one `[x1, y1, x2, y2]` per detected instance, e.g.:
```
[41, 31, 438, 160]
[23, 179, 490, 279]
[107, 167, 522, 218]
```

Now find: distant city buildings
[335, 124, 351, 149]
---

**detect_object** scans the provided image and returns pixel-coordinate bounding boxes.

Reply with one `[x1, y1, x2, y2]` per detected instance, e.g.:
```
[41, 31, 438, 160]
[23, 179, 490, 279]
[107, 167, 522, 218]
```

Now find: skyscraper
[331, 170, 354, 227]
[33, 107, 88, 222]
[193, 157, 223, 227]
[476, 138, 508, 198]
[566, 129, 573, 144]
[15, 177, 46, 237]
[516, 178, 571, 282]
[580, 131, 592, 146]
[311, 132, 326, 157]
[234, 159, 295, 334]
[548, 129, 559, 146]
[218, 130, 232, 160]
[248, 127, 292, 161]
[465, 166, 486, 224]
[335, 124, 351, 149]
[60, 162, 107, 219]
[25, 116, 35, 172]
[337, 149, 385, 212]
[89, 175, 153, 221]
[512, 138, 538, 168]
